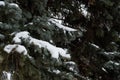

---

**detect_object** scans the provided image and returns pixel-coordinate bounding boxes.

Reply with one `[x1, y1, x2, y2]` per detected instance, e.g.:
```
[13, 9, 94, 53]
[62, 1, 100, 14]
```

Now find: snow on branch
[4, 44, 27, 55]
[2, 71, 11, 80]
[64, 61, 79, 73]
[12, 31, 30, 43]
[0, 1, 19, 8]
[79, 4, 91, 18]
[12, 31, 71, 59]
[90, 43, 100, 49]
[9, 3, 19, 8]
[0, 1, 5, 6]
[4, 44, 32, 58]
[49, 18, 77, 31]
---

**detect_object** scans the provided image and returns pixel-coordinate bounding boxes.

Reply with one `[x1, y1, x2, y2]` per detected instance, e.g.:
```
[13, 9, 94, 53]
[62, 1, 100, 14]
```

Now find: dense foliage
[47, 0, 120, 79]
[0, 0, 120, 80]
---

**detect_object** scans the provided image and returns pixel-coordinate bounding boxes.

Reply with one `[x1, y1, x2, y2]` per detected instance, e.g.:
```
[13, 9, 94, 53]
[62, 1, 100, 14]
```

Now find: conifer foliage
[0, 0, 82, 80]
[0, 0, 120, 80]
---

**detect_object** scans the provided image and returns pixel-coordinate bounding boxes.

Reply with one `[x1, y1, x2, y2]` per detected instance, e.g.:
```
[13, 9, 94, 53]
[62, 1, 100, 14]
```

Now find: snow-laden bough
[12, 31, 71, 59]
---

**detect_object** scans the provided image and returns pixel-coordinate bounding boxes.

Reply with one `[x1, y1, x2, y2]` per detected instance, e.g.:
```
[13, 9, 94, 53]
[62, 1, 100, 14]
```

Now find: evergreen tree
[0, 0, 120, 80]
[0, 0, 82, 80]
[48, 0, 120, 80]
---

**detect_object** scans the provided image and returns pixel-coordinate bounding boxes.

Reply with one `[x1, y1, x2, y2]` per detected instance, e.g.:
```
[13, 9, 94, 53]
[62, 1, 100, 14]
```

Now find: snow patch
[13, 31, 30, 43]
[30, 38, 70, 59]
[64, 61, 79, 73]
[51, 18, 62, 24]
[24, 22, 33, 27]
[79, 4, 91, 18]
[90, 43, 100, 49]
[9, 3, 19, 8]
[53, 69, 61, 74]
[4, 44, 27, 55]
[115, 62, 120, 66]
[104, 52, 115, 55]
[28, 22, 33, 25]
[108, 61, 120, 66]
[2, 71, 11, 80]
[12, 31, 71, 59]
[63, 9, 70, 14]
[64, 61, 76, 65]
[0, 1, 5, 6]
[102, 67, 107, 73]
[50, 40, 53, 43]
[49, 18, 77, 31]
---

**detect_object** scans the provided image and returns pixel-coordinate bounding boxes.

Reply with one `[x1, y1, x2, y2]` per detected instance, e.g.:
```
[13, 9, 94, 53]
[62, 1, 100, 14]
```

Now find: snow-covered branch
[12, 31, 71, 59]
[49, 18, 77, 32]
